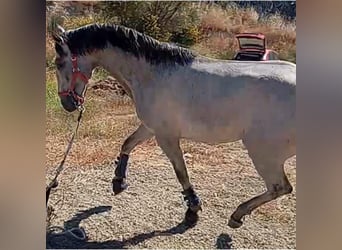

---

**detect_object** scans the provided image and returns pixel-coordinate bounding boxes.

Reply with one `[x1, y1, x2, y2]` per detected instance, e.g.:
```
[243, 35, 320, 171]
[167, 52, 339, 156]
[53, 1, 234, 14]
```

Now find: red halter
[58, 55, 89, 106]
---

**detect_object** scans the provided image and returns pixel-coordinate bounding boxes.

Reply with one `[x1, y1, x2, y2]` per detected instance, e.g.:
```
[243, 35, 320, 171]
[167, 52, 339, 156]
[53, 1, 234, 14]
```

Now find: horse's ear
[51, 25, 66, 45]
[52, 34, 64, 45]
[56, 25, 65, 34]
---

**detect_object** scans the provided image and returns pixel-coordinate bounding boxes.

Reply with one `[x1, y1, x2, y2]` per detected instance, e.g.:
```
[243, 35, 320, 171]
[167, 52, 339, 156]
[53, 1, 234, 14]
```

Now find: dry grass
[194, 5, 296, 61]
[200, 4, 260, 32]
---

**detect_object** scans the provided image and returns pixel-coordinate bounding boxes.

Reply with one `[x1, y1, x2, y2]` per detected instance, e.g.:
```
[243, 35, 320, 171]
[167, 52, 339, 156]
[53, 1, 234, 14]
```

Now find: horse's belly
[179, 122, 243, 143]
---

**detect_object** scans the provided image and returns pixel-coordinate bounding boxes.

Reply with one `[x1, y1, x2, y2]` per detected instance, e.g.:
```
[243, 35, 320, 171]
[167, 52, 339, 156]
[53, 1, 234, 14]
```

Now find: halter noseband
[58, 55, 89, 106]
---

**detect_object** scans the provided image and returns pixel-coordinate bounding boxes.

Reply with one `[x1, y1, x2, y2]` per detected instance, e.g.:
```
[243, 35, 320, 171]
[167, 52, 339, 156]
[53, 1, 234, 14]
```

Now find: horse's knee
[120, 124, 153, 154]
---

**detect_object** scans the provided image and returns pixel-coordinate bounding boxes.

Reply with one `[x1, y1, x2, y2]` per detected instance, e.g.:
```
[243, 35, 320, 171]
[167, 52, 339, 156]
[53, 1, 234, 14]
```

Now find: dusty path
[46, 132, 296, 249]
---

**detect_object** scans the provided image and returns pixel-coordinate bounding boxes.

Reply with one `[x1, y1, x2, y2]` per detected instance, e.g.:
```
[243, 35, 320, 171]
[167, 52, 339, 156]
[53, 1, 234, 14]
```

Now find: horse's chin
[60, 96, 78, 112]
[63, 104, 77, 112]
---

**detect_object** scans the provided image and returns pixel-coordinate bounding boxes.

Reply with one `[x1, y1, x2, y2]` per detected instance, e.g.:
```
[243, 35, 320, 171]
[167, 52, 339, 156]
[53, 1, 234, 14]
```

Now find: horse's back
[194, 60, 295, 144]
[193, 59, 296, 86]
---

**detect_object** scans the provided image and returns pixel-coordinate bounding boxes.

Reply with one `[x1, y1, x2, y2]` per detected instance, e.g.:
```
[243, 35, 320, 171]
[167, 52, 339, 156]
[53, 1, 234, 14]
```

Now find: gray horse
[51, 24, 296, 228]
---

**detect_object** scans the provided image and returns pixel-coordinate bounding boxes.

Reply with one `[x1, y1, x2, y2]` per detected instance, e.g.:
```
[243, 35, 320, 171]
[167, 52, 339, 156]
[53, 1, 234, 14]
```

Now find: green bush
[170, 26, 201, 47]
[46, 2, 296, 63]
[99, 2, 201, 44]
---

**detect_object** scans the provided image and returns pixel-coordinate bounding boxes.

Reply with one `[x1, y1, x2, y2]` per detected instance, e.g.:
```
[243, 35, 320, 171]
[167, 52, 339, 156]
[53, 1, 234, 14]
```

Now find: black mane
[63, 24, 196, 66]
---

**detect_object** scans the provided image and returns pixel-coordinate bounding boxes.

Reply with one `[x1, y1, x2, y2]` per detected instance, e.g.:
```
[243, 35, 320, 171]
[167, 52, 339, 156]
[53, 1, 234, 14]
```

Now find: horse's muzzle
[60, 94, 78, 112]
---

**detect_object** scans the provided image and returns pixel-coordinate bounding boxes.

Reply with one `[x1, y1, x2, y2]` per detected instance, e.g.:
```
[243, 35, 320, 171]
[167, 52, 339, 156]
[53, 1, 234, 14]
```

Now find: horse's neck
[95, 48, 154, 94]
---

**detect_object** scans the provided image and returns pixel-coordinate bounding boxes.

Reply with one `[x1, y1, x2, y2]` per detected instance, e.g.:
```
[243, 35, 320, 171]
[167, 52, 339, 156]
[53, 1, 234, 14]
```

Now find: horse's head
[52, 25, 93, 112]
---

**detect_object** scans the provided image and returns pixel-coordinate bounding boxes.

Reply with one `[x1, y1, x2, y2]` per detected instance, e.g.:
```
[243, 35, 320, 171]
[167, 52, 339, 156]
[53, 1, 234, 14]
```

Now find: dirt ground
[46, 88, 296, 249]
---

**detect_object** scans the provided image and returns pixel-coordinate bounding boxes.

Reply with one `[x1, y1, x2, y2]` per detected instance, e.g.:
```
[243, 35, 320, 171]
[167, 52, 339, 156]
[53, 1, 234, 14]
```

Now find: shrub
[45, 1, 296, 64]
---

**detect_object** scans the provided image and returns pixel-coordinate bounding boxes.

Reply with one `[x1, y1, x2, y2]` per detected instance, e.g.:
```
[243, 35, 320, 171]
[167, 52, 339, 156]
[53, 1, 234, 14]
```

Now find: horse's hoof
[183, 190, 202, 213]
[189, 201, 202, 213]
[184, 208, 199, 227]
[112, 178, 128, 195]
[228, 217, 243, 229]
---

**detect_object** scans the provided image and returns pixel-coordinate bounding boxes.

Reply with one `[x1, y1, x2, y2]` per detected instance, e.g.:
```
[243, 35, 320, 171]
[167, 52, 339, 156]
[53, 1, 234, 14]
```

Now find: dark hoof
[184, 208, 199, 227]
[228, 216, 243, 229]
[182, 188, 202, 213]
[112, 178, 128, 195]
[189, 200, 202, 213]
[51, 180, 58, 188]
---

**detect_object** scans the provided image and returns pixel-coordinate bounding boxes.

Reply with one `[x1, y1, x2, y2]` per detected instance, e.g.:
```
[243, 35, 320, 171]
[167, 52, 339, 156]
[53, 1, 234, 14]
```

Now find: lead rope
[46, 106, 86, 241]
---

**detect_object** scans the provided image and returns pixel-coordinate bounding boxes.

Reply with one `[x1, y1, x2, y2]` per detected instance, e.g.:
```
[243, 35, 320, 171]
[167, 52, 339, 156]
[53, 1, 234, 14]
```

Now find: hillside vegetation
[46, 1, 296, 70]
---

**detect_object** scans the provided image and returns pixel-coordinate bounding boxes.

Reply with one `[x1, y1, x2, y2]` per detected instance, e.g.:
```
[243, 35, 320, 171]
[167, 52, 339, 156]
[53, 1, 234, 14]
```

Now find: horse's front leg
[155, 134, 202, 226]
[112, 124, 153, 194]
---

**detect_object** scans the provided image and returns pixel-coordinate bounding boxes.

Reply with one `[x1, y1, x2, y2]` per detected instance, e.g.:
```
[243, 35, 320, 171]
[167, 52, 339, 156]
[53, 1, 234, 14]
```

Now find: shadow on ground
[216, 233, 233, 249]
[46, 205, 221, 249]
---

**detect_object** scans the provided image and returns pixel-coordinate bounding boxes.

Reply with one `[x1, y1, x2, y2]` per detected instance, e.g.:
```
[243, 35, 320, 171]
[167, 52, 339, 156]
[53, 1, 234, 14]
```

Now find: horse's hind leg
[112, 123, 153, 194]
[155, 134, 202, 225]
[228, 142, 293, 228]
